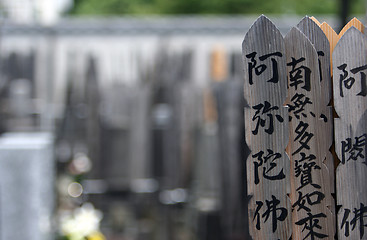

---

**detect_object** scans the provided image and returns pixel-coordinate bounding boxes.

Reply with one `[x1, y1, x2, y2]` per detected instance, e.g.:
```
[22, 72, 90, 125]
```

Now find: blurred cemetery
[0, 0, 363, 240]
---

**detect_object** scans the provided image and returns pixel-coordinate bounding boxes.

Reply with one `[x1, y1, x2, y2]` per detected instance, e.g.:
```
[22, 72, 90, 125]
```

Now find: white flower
[60, 203, 103, 239]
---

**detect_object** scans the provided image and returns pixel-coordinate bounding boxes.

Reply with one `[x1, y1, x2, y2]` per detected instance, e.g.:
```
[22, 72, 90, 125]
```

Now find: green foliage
[350, 0, 366, 14]
[280, 0, 338, 15]
[70, 0, 157, 15]
[69, 0, 364, 16]
[57, 236, 69, 240]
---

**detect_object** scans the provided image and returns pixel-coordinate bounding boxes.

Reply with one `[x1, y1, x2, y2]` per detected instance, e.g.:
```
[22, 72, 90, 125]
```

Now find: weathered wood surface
[242, 15, 291, 239]
[297, 16, 335, 216]
[333, 27, 367, 240]
[297, 17, 333, 120]
[317, 18, 364, 77]
[285, 27, 334, 240]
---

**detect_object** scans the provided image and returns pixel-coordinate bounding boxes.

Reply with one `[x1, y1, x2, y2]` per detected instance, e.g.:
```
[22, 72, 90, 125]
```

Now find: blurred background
[0, 0, 364, 240]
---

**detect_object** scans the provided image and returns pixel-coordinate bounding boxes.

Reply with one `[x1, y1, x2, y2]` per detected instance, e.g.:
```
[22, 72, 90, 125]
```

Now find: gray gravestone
[0, 132, 54, 240]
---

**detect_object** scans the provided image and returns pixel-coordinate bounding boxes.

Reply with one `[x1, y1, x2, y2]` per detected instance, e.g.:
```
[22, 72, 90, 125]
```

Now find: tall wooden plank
[242, 15, 291, 239]
[297, 16, 335, 220]
[333, 27, 367, 240]
[285, 27, 334, 240]
[339, 17, 364, 37]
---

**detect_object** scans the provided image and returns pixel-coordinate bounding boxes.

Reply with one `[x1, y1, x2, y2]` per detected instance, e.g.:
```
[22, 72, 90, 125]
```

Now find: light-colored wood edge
[310, 16, 321, 26]
[339, 17, 364, 37]
[320, 22, 339, 75]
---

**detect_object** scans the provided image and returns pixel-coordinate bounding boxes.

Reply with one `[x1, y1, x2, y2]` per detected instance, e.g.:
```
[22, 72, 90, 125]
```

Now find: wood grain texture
[297, 17, 332, 110]
[320, 22, 339, 75]
[242, 15, 291, 240]
[333, 27, 367, 240]
[285, 27, 334, 240]
[339, 17, 364, 37]
[297, 16, 335, 217]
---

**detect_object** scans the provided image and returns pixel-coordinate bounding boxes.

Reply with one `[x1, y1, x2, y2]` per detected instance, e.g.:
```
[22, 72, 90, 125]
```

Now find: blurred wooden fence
[243, 15, 367, 239]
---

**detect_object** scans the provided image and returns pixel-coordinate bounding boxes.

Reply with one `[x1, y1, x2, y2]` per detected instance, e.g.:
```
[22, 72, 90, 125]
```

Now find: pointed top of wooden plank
[335, 26, 365, 51]
[339, 17, 364, 37]
[285, 26, 321, 114]
[319, 22, 339, 74]
[285, 26, 320, 101]
[297, 16, 331, 103]
[297, 16, 328, 44]
[320, 22, 339, 53]
[252, 14, 271, 26]
[285, 26, 320, 98]
[333, 26, 367, 119]
[243, 15, 281, 47]
[285, 26, 316, 52]
[298, 16, 319, 29]
[242, 14, 287, 104]
[310, 16, 321, 26]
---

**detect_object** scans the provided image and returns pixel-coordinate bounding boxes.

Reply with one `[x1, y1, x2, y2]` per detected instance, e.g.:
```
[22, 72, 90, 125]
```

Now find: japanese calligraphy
[292, 121, 314, 155]
[340, 204, 367, 238]
[253, 195, 288, 233]
[246, 51, 283, 85]
[287, 57, 312, 91]
[252, 149, 285, 184]
[317, 51, 325, 83]
[340, 133, 367, 165]
[251, 101, 284, 135]
[295, 212, 328, 239]
[337, 63, 367, 97]
[288, 93, 313, 120]
[294, 153, 321, 190]
[286, 36, 330, 238]
[244, 16, 291, 239]
[293, 191, 325, 212]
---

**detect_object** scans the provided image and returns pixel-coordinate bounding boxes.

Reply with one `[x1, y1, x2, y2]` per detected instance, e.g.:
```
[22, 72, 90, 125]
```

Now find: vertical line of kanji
[243, 15, 292, 240]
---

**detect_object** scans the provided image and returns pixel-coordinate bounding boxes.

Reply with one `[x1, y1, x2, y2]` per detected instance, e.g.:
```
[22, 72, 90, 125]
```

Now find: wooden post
[333, 27, 367, 240]
[297, 15, 336, 224]
[242, 15, 291, 239]
[285, 27, 334, 239]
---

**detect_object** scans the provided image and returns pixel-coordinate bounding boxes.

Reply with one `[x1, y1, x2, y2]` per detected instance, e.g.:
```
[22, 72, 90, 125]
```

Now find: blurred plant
[69, 0, 365, 15]
[59, 203, 105, 240]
